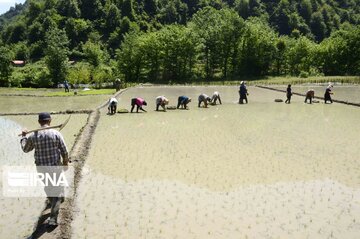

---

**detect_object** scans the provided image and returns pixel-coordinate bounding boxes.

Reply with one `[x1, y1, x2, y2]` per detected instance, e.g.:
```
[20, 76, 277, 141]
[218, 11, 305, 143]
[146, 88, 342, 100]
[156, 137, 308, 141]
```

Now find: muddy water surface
[72, 86, 360, 238]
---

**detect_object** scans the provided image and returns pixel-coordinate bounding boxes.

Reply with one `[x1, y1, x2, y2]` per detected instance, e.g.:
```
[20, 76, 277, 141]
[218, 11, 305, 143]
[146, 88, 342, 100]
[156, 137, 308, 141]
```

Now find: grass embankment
[0, 87, 116, 96]
[45, 89, 115, 96]
[185, 76, 360, 86]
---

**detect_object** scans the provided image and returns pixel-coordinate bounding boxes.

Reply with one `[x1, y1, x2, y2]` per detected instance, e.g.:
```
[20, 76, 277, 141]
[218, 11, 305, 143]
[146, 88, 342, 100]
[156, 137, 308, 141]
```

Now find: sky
[0, 0, 25, 15]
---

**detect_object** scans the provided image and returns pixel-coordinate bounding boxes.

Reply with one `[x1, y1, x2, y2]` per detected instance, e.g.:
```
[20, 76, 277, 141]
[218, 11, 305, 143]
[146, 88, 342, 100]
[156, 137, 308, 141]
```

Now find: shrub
[299, 71, 309, 78]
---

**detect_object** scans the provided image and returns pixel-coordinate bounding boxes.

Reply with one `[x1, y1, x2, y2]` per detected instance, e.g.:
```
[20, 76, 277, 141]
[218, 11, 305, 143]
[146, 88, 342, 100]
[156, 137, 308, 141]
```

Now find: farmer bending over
[304, 89, 315, 104]
[131, 97, 147, 113]
[108, 97, 118, 114]
[177, 96, 191, 109]
[20, 112, 69, 226]
[198, 94, 211, 108]
[211, 91, 222, 105]
[324, 84, 333, 104]
[156, 96, 169, 111]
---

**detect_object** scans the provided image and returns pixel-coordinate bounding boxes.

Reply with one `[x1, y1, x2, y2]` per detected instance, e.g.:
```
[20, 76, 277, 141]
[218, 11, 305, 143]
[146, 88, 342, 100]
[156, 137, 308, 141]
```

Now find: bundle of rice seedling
[166, 106, 177, 110]
[274, 99, 283, 102]
[117, 109, 129, 113]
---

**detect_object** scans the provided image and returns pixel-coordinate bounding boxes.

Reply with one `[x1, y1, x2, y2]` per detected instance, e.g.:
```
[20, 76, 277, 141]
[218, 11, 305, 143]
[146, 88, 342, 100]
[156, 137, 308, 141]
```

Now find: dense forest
[0, 0, 359, 87]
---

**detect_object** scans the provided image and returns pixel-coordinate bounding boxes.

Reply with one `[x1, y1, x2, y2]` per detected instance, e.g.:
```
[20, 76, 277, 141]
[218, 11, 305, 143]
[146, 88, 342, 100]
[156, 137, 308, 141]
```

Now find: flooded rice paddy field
[72, 86, 360, 238]
[0, 95, 110, 113]
[0, 114, 88, 239]
[270, 85, 360, 104]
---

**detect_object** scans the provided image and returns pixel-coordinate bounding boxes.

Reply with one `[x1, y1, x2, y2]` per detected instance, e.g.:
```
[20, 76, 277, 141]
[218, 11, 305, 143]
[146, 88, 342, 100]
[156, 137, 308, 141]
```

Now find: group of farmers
[108, 92, 222, 114]
[19, 80, 335, 228]
[285, 83, 334, 104]
[108, 81, 334, 114]
[107, 81, 250, 114]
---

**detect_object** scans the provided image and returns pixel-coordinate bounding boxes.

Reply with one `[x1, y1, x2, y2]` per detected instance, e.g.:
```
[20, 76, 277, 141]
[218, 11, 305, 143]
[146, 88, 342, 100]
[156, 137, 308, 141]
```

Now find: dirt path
[34, 89, 129, 239]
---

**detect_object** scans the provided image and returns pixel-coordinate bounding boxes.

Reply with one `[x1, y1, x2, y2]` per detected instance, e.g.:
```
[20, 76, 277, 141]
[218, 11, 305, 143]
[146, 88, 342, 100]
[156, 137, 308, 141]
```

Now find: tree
[311, 11, 327, 42]
[104, 3, 121, 35]
[320, 25, 360, 75]
[285, 36, 317, 76]
[83, 41, 106, 68]
[299, 0, 312, 23]
[0, 46, 13, 86]
[190, 7, 223, 80]
[237, 18, 277, 76]
[79, 0, 103, 20]
[121, 0, 136, 20]
[144, 0, 158, 16]
[57, 0, 81, 18]
[158, 25, 197, 83]
[116, 31, 143, 82]
[236, 0, 250, 19]
[45, 28, 69, 86]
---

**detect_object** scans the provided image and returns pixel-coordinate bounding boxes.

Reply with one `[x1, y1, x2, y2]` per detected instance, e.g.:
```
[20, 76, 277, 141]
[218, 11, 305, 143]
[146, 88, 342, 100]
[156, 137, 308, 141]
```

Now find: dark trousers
[37, 166, 64, 222]
[285, 95, 291, 104]
[304, 96, 312, 104]
[212, 96, 222, 105]
[239, 94, 248, 104]
[177, 98, 188, 109]
[131, 98, 141, 112]
[109, 104, 117, 114]
[324, 93, 333, 103]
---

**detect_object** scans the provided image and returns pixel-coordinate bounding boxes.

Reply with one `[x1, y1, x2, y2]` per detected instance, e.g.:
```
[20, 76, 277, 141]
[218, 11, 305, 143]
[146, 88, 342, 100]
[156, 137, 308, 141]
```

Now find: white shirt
[109, 98, 118, 105]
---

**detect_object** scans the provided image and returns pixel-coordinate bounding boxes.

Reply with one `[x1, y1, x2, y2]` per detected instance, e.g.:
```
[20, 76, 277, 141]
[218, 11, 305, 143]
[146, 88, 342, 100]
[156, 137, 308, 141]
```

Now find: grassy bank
[181, 76, 360, 86]
[45, 89, 115, 96]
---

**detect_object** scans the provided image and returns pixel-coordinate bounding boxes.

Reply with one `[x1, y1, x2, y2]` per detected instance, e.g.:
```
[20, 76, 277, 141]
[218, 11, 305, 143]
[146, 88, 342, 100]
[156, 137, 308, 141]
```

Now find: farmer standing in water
[20, 112, 69, 226]
[239, 81, 249, 104]
[324, 84, 334, 104]
[285, 84, 292, 104]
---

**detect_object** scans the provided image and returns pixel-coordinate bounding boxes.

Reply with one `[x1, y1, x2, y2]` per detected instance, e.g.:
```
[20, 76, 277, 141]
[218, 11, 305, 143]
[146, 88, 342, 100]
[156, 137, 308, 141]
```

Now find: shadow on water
[26, 201, 58, 239]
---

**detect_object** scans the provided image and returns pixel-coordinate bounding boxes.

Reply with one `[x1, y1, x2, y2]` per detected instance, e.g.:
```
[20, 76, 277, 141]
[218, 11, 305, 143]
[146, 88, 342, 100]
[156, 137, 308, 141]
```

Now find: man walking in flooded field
[304, 89, 315, 104]
[20, 112, 69, 227]
[211, 91, 222, 105]
[324, 84, 334, 104]
[156, 96, 169, 111]
[131, 97, 147, 113]
[198, 94, 211, 108]
[285, 84, 292, 104]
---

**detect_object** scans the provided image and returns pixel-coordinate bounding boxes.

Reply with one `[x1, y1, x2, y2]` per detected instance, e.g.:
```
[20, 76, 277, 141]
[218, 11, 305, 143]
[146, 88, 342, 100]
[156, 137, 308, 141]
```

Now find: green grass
[182, 76, 360, 86]
[45, 89, 116, 96]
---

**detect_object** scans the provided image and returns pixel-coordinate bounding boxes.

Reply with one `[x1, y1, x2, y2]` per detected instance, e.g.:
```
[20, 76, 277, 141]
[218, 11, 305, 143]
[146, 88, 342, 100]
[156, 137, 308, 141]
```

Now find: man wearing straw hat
[20, 112, 69, 226]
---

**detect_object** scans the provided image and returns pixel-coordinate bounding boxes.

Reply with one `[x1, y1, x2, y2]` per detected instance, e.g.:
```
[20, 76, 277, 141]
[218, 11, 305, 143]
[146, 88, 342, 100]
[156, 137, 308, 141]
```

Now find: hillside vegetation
[0, 0, 359, 87]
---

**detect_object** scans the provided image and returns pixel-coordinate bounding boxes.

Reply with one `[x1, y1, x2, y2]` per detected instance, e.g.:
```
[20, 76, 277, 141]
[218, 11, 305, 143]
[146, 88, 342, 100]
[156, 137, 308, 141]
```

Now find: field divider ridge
[256, 85, 360, 107]
[58, 87, 130, 239]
